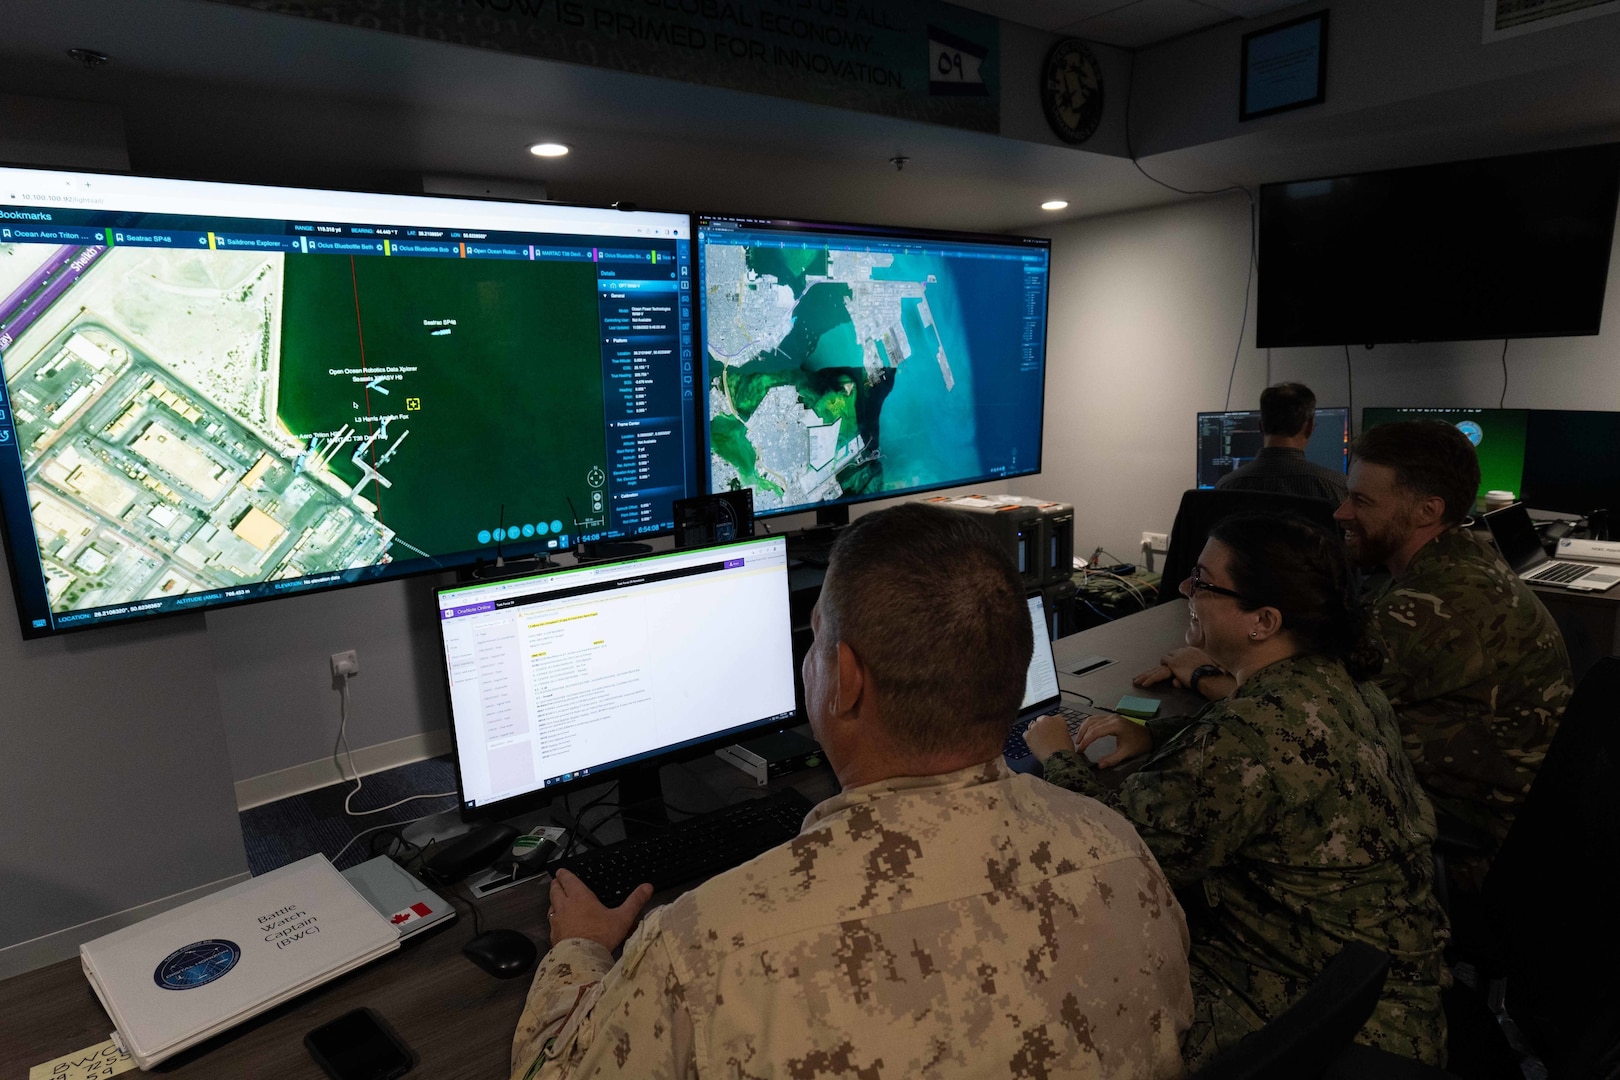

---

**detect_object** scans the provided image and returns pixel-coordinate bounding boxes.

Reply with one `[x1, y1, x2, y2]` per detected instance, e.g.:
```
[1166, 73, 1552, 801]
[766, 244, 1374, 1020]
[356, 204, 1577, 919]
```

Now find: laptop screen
[1483, 503, 1547, 573]
[1020, 594, 1061, 712]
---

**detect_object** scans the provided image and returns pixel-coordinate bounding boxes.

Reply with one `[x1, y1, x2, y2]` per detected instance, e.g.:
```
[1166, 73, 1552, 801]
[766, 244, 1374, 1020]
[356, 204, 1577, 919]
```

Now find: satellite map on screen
[704, 237, 1042, 512]
[0, 241, 602, 617]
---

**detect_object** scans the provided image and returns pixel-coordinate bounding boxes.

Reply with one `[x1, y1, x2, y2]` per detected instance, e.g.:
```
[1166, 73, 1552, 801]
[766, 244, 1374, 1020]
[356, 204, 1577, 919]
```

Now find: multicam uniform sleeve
[1368, 589, 1493, 712]
[1045, 704, 1277, 888]
[509, 926, 697, 1080]
[1366, 589, 1532, 801]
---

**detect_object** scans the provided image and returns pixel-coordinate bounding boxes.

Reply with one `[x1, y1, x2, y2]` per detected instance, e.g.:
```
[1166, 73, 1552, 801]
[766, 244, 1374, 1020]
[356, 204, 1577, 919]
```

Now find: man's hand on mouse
[547, 869, 654, 951]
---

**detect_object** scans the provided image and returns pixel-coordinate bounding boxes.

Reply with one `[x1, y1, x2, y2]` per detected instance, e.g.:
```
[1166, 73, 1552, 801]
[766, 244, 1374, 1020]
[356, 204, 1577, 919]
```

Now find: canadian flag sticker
[389, 902, 434, 927]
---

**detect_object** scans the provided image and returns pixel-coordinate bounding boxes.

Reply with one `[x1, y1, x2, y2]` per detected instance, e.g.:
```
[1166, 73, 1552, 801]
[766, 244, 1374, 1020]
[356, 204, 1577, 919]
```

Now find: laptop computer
[1483, 502, 1620, 592]
[1004, 593, 1113, 773]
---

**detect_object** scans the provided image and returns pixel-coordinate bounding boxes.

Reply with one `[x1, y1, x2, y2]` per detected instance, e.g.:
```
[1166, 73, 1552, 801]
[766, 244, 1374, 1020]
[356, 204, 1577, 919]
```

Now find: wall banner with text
[204, 0, 1002, 133]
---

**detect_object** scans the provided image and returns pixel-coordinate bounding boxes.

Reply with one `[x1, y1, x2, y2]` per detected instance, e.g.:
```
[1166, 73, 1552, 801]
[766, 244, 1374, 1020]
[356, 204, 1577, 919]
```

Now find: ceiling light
[1041, 200, 1069, 211]
[528, 142, 570, 158]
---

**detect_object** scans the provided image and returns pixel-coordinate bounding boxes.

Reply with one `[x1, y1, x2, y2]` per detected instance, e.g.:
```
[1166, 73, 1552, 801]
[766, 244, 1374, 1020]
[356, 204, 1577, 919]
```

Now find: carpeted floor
[238, 757, 461, 875]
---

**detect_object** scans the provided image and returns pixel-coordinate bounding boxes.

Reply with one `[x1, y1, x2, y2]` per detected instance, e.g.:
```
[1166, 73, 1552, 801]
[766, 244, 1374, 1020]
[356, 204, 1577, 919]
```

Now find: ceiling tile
[1196, 0, 1304, 17]
[945, 0, 1137, 32]
[1062, 0, 1232, 48]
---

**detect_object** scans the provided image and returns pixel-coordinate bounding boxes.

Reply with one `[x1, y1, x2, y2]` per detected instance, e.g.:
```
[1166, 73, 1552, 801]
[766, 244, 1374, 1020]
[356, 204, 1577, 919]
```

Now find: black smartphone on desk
[305, 1008, 413, 1080]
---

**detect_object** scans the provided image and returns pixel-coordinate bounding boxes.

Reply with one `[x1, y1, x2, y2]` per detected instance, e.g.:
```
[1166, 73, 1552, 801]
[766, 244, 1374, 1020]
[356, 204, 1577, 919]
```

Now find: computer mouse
[492, 833, 558, 877]
[462, 928, 538, 979]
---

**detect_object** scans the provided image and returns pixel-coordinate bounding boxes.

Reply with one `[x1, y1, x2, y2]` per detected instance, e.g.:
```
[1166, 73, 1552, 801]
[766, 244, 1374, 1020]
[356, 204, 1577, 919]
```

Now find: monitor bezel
[433, 534, 801, 822]
[0, 163, 696, 639]
[693, 212, 1052, 521]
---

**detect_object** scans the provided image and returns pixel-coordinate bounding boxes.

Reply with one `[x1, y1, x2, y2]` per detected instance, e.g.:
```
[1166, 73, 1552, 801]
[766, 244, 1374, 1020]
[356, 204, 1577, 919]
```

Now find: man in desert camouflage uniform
[511, 504, 1194, 1080]
[1336, 420, 1572, 850]
[1031, 512, 1447, 1067]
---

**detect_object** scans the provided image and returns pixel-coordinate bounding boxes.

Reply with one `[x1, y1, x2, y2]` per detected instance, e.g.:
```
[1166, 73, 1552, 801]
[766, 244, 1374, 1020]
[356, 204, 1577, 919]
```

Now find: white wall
[1018, 191, 1620, 564]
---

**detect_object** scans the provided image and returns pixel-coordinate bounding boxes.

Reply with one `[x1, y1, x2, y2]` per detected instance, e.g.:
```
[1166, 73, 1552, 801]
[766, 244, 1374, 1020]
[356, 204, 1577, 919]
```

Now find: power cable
[1123, 55, 1256, 411]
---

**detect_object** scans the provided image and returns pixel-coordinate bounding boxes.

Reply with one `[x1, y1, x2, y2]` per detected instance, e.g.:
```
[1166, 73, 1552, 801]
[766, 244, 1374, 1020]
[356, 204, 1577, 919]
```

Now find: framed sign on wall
[1240, 11, 1328, 122]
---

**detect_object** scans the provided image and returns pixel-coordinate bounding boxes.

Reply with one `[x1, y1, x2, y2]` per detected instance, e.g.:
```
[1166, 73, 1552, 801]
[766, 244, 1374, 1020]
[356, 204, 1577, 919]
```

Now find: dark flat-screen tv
[0, 167, 696, 637]
[1259, 143, 1620, 347]
[696, 214, 1050, 525]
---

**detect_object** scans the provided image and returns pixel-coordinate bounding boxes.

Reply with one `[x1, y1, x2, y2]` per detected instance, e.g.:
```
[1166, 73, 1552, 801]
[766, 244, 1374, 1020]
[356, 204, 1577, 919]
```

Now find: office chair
[1191, 942, 1389, 1080]
[1468, 654, 1620, 1078]
[1157, 490, 1343, 604]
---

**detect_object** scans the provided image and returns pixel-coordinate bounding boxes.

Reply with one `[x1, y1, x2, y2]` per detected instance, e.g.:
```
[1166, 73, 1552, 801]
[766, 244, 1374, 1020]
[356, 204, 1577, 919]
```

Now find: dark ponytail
[1207, 513, 1383, 680]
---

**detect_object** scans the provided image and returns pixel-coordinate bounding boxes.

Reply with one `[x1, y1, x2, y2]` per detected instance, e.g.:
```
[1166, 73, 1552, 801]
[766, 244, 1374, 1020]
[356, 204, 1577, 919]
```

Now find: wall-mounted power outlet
[330, 650, 359, 678]
[1141, 531, 1169, 551]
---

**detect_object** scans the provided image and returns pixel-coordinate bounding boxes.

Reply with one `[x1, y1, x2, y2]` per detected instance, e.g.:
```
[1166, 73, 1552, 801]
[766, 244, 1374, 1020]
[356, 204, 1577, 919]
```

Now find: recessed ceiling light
[528, 142, 570, 158]
[1041, 200, 1069, 211]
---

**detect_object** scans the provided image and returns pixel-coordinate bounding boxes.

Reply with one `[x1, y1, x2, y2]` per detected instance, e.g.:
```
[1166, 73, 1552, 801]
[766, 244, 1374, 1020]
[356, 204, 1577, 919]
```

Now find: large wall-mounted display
[696, 215, 1050, 523]
[1258, 143, 1620, 347]
[0, 168, 697, 636]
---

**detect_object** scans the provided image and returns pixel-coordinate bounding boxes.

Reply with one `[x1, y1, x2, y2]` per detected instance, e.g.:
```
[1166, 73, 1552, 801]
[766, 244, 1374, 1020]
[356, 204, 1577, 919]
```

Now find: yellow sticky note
[29, 1038, 136, 1080]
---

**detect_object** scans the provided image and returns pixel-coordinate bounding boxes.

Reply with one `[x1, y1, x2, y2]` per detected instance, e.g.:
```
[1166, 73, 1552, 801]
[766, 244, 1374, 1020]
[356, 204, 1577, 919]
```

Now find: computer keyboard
[556, 787, 814, 907]
[1529, 560, 1596, 585]
[1003, 704, 1091, 762]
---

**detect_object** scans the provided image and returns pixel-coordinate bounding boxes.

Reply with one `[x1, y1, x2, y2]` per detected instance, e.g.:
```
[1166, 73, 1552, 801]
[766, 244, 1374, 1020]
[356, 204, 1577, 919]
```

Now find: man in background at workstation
[1215, 381, 1348, 504]
[510, 503, 1194, 1080]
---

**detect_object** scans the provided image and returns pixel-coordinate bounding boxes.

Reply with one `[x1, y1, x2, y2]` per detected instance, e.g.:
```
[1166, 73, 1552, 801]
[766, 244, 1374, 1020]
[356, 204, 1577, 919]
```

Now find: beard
[1344, 507, 1415, 569]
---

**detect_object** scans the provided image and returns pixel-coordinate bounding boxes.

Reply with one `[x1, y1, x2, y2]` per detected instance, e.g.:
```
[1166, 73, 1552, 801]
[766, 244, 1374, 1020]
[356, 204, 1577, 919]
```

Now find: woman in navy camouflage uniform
[1027, 513, 1449, 1069]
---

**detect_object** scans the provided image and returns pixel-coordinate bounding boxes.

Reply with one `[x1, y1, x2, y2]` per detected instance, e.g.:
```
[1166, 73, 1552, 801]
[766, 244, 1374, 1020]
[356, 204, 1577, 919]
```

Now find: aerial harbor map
[0, 240, 601, 617]
[703, 235, 1043, 512]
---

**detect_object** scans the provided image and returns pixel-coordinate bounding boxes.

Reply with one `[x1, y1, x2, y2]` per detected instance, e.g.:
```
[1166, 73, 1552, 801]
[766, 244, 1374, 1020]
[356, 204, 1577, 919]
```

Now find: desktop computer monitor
[1520, 410, 1620, 517]
[695, 214, 1050, 525]
[1360, 407, 1529, 506]
[435, 535, 798, 817]
[0, 166, 697, 637]
[1194, 407, 1349, 489]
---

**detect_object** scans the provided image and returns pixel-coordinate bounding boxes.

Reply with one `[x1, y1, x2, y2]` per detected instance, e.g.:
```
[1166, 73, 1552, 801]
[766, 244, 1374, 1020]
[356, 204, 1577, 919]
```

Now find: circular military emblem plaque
[154, 939, 242, 990]
[1041, 39, 1106, 145]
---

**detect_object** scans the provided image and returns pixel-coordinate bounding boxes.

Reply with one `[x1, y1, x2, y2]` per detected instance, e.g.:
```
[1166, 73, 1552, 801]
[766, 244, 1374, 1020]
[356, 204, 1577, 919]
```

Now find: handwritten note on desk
[29, 1038, 135, 1080]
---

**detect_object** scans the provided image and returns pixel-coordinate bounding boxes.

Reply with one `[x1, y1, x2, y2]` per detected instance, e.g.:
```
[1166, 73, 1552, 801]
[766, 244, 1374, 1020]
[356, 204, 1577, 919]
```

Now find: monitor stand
[786, 505, 849, 566]
[457, 552, 559, 582]
[576, 539, 654, 561]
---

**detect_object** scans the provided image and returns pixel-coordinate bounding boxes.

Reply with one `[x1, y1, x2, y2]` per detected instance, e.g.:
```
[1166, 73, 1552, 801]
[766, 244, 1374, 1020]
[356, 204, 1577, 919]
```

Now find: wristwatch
[1188, 664, 1224, 696]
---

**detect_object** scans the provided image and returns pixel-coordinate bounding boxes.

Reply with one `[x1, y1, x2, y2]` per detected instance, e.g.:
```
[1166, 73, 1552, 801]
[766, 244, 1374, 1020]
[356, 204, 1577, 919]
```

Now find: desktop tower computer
[981, 495, 1075, 585]
[923, 495, 1075, 588]
[921, 495, 1042, 589]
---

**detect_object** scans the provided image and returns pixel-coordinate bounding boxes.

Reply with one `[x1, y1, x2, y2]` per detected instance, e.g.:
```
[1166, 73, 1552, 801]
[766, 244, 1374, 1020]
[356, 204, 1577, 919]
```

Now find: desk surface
[0, 865, 553, 1079]
[1052, 598, 1204, 720]
[0, 609, 1197, 1079]
[0, 756, 838, 1080]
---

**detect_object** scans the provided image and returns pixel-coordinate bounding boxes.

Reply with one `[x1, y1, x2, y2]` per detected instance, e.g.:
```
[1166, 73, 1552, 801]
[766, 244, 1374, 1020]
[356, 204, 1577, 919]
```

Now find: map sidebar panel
[0, 168, 694, 636]
[697, 217, 1049, 516]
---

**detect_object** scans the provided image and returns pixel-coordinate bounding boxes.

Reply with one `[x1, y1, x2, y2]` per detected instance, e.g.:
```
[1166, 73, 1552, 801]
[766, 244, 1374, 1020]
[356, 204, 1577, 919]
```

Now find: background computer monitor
[435, 535, 798, 817]
[696, 214, 1050, 525]
[1360, 407, 1528, 506]
[1520, 410, 1620, 517]
[1195, 406, 1349, 489]
[0, 167, 696, 637]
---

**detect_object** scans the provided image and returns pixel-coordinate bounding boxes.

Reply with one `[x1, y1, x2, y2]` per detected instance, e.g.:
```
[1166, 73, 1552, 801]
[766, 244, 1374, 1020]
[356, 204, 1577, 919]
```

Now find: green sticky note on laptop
[1115, 695, 1161, 721]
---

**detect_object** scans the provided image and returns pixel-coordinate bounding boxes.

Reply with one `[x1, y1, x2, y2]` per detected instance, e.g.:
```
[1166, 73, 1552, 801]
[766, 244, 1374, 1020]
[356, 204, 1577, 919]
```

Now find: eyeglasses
[1185, 566, 1250, 604]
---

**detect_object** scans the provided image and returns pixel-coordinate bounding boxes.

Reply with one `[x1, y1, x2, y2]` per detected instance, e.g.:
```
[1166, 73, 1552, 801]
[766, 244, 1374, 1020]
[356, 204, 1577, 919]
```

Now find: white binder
[80, 854, 398, 1069]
